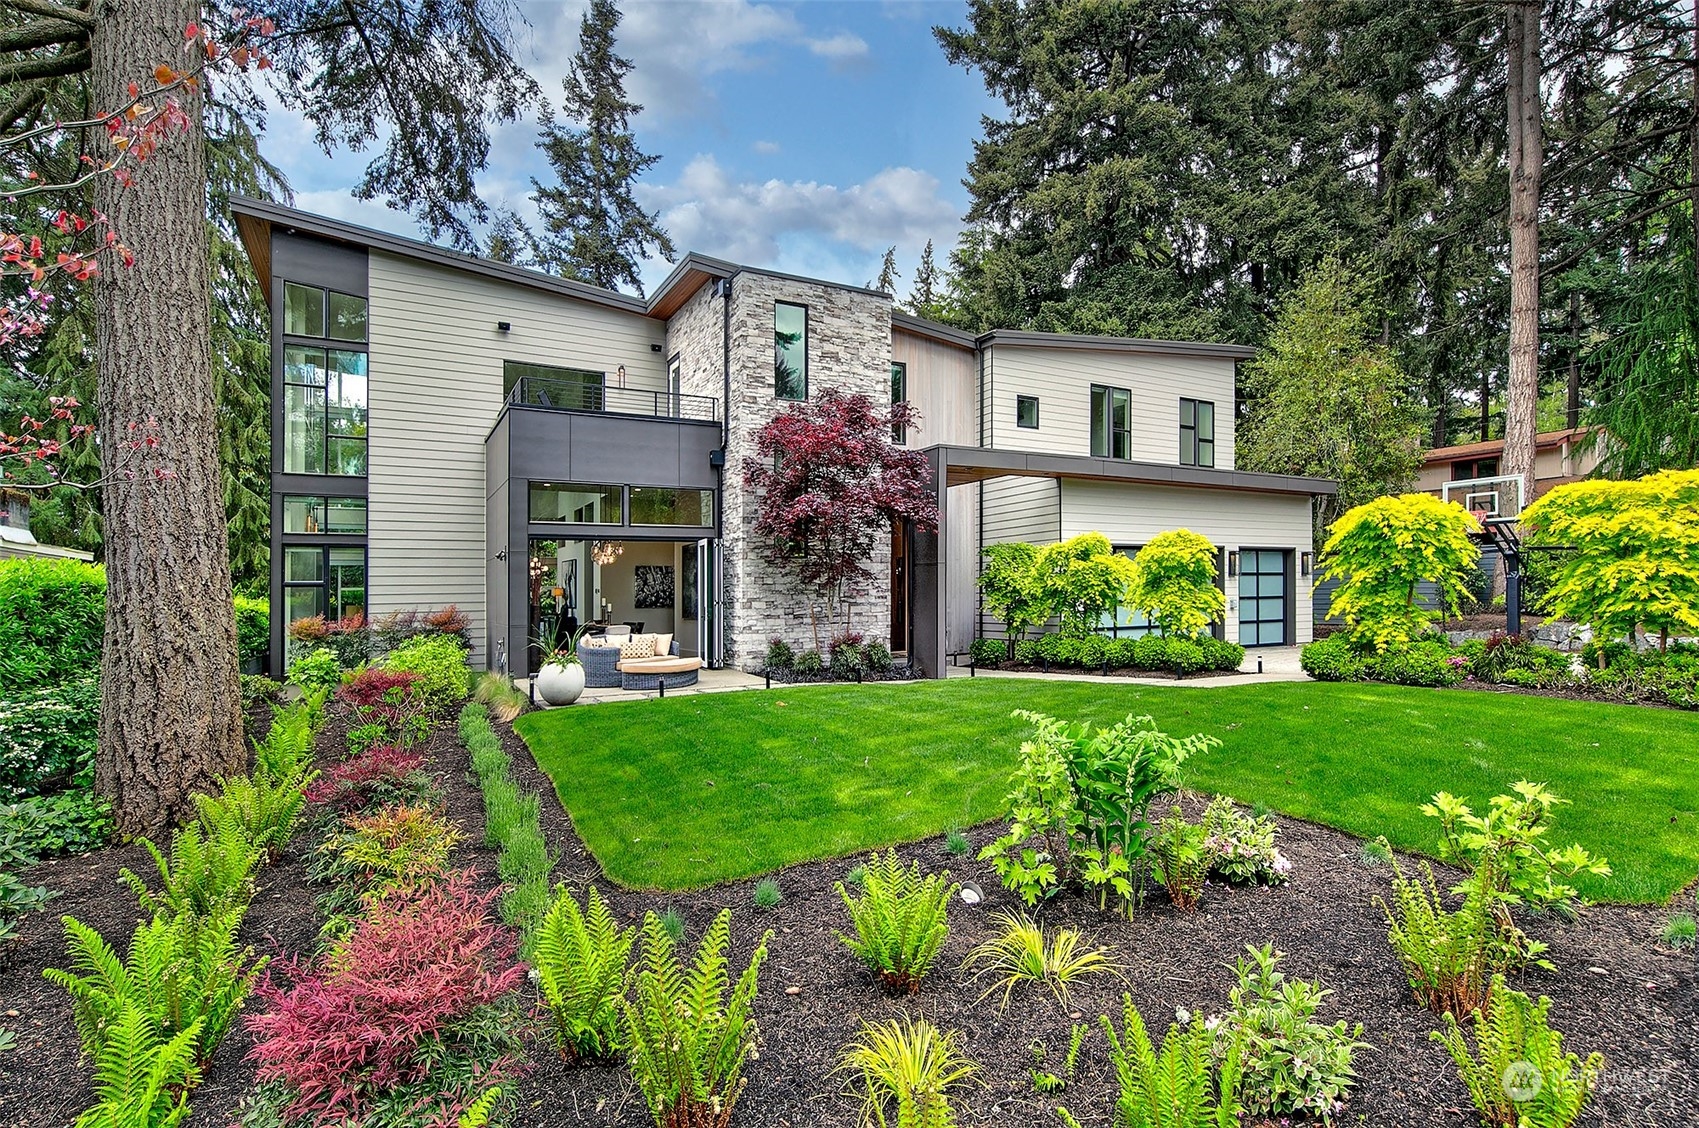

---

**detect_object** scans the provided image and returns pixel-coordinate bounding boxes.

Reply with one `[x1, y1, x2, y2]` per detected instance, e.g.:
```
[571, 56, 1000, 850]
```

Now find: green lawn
[515, 679, 1699, 902]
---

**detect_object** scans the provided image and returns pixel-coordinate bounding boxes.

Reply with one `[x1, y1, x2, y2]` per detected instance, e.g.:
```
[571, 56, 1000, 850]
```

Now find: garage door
[1238, 550, 1288, 646]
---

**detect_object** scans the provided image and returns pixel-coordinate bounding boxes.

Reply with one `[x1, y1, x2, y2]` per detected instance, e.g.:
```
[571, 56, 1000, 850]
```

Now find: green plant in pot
[535, 625, 590, 706]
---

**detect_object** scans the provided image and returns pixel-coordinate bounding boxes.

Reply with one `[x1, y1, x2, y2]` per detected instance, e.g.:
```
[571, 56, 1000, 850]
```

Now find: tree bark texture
[1504, 0, 1542, 509]
[90, 0, 245, 834]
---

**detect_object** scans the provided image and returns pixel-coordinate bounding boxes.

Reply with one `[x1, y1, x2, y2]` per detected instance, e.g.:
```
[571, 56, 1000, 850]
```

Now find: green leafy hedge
[383, 634, 471, 712]
[0, 676, 99, 800]
[234, 596, 270, 665]
[0, 559, 105, 693]
[1006, 632, 1244, 675]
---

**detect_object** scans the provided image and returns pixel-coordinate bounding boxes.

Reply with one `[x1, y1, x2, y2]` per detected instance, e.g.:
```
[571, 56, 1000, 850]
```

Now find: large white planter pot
[536, 661, 585, 706]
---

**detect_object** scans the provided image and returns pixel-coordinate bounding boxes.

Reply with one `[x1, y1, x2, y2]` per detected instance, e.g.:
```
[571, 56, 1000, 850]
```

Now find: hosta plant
[837, 1016, 977, 1128]
[962, 910, 1117, 1010]
[1434, 976, 1603, 1128]
[1059, 995, 1241, 1128]
[534, 885, 634, 1061]
[1216, 944, 1368, 1121]
[834, 849, 957, 993]
[45, 907, 263, 1067]
[1200, 796, 1290, 885]
[622, 908, 771, 1128]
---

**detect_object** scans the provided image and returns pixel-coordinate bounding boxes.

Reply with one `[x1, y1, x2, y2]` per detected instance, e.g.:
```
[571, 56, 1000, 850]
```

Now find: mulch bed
[2, 700, 1695, 1128]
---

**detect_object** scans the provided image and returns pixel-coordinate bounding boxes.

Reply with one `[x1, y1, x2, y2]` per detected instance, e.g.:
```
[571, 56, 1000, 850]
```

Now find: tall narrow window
[1180, 398, 1215, 467]
[1090, 384, 1131, 459]
[890, 361, 907, 442]
[774, 302, 808, 400]
[282, 282, 367, 476]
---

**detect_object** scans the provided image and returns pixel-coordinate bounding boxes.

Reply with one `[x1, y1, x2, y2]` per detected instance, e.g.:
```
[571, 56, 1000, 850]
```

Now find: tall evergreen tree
[531, 0, 674, 296]
[908, 239, 939, 312]
[870, 245, 900, 294]
[484, 206, 535, 266]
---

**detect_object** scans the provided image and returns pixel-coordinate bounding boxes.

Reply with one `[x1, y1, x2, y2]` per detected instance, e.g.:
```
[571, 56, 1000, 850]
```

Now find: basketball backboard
[1441, 474, 1525, 522]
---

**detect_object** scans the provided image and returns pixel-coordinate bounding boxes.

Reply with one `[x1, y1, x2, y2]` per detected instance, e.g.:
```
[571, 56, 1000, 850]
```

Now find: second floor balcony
[507, 374, 719, 423]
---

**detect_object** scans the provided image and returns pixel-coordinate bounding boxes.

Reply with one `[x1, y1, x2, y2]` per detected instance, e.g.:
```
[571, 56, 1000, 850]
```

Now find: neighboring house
[0, 489, 94, 562]
[232, 198, 1334, 679]
[1415, 427, 1601, 515]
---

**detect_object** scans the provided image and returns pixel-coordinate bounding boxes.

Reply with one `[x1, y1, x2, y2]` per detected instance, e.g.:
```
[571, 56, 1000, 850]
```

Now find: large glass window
[890, 362, 907, 442]
[504, 361, 605, 411]
[630, 487, 715, 527]
[774, 302, 807, 400]
[1180, 398, 1215, 467]
[284, 346, 367, 475]
[284, 281, 365, 343]
[1090, 385, 1131, 460]
[283, 496, 367, 534]
[283, 545, 366, 626]
[529, 482, 623, 524]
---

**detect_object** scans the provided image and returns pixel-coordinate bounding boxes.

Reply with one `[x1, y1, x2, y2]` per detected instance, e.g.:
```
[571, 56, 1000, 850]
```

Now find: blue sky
[269, 0, 996, 299]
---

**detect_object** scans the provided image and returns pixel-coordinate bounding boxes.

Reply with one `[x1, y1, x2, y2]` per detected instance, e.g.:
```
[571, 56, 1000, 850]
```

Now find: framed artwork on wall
[634, 564, 674, 609]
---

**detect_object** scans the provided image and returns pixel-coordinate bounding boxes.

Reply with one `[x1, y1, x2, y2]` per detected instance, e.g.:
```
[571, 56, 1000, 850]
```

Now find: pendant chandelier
[590, 540, 624, 566]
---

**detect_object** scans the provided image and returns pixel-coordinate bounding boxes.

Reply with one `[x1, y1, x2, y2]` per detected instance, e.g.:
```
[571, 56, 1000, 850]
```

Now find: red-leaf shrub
[246, 871, 525, 1123]
[288, 614, 329, 643]
[423, 605, 470, 634]
[304, 743, 426, 810]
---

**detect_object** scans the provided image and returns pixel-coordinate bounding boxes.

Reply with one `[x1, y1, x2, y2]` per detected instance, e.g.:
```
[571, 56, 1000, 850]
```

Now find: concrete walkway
[943, 644, 1310, 687]
[521, 665, 768, 708]
[519, 645, 1310, 707]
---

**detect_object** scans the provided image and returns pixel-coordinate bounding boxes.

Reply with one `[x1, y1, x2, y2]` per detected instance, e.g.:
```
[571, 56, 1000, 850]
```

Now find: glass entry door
[695, 539, 722, 667]
[1238, 550, 1289, 646]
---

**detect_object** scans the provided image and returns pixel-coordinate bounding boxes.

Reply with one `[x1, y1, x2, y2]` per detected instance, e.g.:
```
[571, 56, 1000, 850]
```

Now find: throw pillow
[620, 635, 656, 660]
[652, 632, 674, 656]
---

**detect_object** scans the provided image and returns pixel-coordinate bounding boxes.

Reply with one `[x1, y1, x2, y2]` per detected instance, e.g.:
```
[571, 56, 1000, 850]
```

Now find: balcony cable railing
[506, 374, 718, 422]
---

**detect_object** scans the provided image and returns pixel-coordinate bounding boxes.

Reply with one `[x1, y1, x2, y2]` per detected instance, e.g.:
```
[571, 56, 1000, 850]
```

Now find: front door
[1238, 549, 1289, 646]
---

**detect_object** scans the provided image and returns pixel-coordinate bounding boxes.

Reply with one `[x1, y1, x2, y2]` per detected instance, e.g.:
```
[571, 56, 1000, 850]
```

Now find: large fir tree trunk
[91, 0, 244, 834]
[1504, 0, 1542, 508]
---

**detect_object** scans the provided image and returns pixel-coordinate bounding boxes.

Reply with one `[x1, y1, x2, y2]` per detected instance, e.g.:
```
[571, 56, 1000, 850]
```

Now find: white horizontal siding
[983, 476, 1059, 546]
[1060, 479, 1315, 644]
[986, 345, 1237, 468]
[365, 251, 667, 657]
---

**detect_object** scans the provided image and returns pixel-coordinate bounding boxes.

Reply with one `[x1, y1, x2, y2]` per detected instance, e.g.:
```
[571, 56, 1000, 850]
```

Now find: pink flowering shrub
[246, 871, 525, 1123]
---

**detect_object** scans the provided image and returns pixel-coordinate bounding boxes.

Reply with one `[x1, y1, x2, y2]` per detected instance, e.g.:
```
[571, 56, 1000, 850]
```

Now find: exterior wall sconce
[1226, 550, 1240, 578]
[1300, 551, 1313, 577]
[496, 321, 511, 332]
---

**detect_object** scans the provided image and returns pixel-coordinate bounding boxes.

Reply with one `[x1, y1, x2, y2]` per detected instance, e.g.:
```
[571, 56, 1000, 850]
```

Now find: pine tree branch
[0, 46, 90, 85]
[5, 0, 94, 27]
[0, 80, 50, 136]
[0, 17, 89, 54]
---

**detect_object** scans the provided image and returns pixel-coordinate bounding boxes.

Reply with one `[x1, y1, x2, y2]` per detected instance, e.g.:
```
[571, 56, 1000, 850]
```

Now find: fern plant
[195, 762, 316, 866]
[1058, 996, 1240, 1128]
[44, 908, 264, 1067]
[534, 885, 635, 1061]
[1150, 807, 1211, 911]
[622, 908, 771, 1128]
[1381, 861, 1547, 1017]
[1434, 976, 1604, 1128]
[67, 1000, 203, 1128]
[253, 700, 317, 785]
[837, 1016, 976, 1128]
[834, 850, 957, 993]
[120, 817, 259, 922]
[962, 910, 1118, 1010]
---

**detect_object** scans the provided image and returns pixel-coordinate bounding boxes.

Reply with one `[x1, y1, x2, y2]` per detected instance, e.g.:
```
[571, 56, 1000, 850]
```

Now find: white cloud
[752, 139, 782, 155]
[806, 31, 870, 62]
[634, 154, 960, 287]
[518, 0, 868, 123]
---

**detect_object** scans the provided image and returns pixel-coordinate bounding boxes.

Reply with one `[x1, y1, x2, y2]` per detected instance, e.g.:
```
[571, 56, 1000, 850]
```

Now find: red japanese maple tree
[743, 388, 939, 643]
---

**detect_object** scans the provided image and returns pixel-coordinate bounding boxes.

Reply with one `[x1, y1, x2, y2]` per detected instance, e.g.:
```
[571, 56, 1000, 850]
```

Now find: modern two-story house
[233, 197, 1334, 680]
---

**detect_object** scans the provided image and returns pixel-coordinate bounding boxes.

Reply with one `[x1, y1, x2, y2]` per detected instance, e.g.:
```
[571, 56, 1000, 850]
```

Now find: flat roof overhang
[923, 444, 1336, 497]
